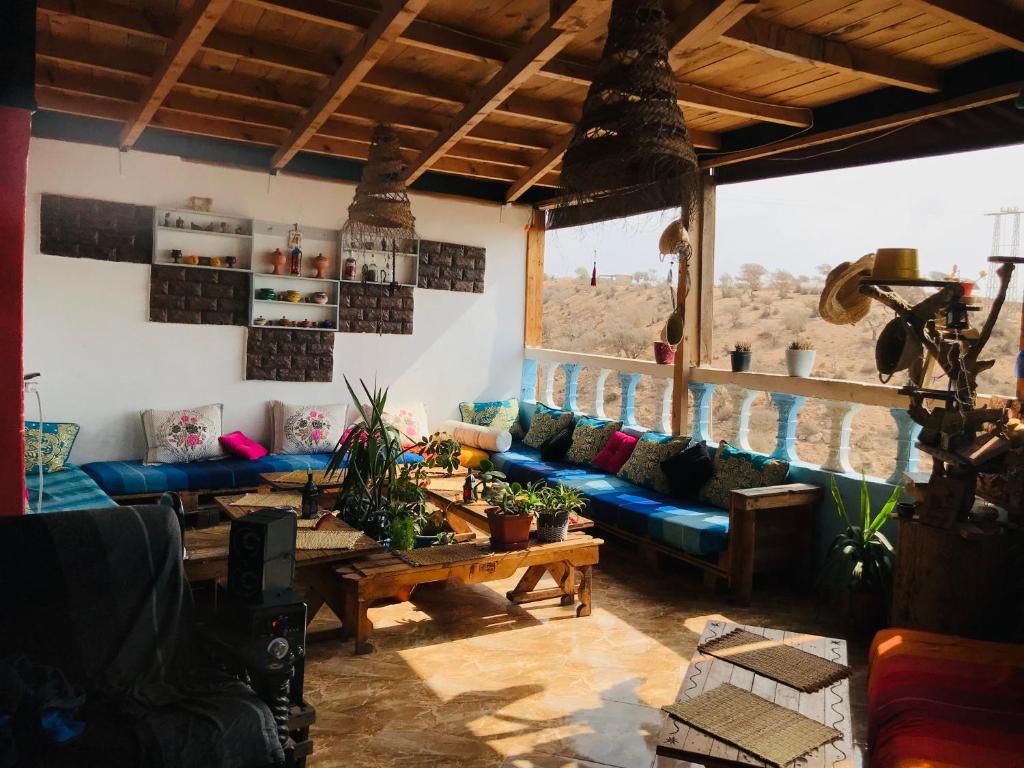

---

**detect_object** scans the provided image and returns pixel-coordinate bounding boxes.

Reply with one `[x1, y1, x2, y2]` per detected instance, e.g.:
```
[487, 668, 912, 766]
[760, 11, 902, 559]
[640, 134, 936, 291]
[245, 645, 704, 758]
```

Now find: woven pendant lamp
[341, 124, 417, 243]
[549, 0, 699, 230]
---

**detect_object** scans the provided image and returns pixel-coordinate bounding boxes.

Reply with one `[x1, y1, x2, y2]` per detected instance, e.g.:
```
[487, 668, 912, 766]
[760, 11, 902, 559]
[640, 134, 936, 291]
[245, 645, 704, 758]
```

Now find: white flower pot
[786, 348, 816, 377]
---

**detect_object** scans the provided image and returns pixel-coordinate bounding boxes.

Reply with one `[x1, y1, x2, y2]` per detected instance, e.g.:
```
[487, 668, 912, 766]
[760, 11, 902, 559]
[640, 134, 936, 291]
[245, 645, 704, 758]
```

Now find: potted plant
[474, 458, 506, 502]
[536, 484, 586, 543]
[729, 341, 752, 372]
[819, 475, 899, 635]
[486, 480, 544, 551]
[785, 339, 816, 377]
[415, 431, 461, 476]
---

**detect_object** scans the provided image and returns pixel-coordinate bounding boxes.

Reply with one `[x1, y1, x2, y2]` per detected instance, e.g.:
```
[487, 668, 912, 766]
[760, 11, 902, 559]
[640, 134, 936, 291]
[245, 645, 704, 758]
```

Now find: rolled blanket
[440, 420, 512, 452]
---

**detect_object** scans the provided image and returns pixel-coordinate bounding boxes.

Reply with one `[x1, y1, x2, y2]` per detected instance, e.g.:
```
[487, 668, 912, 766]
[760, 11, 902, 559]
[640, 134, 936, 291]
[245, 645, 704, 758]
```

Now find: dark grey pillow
[540, 422, 575, 462]
[661, 440, 714, 500]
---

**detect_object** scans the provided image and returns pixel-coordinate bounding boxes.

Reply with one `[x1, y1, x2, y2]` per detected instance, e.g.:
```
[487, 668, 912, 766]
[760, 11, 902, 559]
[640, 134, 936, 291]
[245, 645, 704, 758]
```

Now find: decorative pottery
[170, 249, 183, 264]
[198, 256, 212, 267]
[362, 263, 377, 283]
[256, 288, 277, 301]
[277, 316, 294, 327]
[485, 509, 532, 552]
[871, 248, 919, 281]
[226, 256, 237, 269]
[785, 348, 816, 377]
[961, 280, 975, 297]
[254, 316, 269, 326]
[343, 256, 357, 281]
[653, 341, 675, 365]
[176, 216, 185, 229]
[183, 254, 199, 266]
[163, 212, 171, 227]
[312, 253, 329, 279]
[283, 290, 302, 303]
[270, 248, 287, 275]
[209, 256, 223, 268]
[730, 350, 752, 372]
[308, 292, 329, 305]
[319, 320, 336, 329]
[298, 319, 316, 328]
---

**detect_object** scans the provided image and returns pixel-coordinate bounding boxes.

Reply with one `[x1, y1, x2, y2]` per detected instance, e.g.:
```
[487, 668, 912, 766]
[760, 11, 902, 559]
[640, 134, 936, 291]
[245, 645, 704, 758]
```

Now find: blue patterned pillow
[565, 418, 622, 465]
[699, 441, 789, 510]
[25, 421, 80, 473]
[523, 404, 574, 449]
[459, 398, 519, 433]
[616, 432, 689, 494]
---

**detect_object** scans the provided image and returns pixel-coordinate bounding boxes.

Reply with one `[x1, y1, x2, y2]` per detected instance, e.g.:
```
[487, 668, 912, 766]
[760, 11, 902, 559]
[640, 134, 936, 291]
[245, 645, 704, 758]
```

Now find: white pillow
[350, 402, 429, 449]
[271, 402, 349, 454]
[141, 403, 225, 464]
[441, 420, 512, 452]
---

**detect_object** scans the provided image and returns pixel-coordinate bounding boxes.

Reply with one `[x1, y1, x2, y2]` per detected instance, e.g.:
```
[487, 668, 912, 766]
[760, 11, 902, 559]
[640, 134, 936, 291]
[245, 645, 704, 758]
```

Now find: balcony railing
[522, 346, 930, 484]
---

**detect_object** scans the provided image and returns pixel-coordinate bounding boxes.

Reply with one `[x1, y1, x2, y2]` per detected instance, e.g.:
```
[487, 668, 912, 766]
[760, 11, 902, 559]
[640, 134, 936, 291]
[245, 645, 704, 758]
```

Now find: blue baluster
[520, 358, 538, 404]
[688, 382, 716, 443]
[561, 363, 583, 413]
[888, 408, 922, 484]
[617, 372, 641, 428]
[770, 392, 807, 462]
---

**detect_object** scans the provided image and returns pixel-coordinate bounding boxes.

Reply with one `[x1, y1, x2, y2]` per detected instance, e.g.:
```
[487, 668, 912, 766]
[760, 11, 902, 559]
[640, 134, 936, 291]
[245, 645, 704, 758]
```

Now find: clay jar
[270, 248, 287, 276]
[313, 253, 329, 279]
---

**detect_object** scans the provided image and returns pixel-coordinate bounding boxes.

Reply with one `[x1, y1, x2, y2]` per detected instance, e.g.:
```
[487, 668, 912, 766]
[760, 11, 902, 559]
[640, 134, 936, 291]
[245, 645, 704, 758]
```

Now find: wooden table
[187, 501, 383, 631]
[260, 469, 346, 491]
[337, 531, 602, 654]
[656, 620, 853, 768]
[422, 468, 594, 535]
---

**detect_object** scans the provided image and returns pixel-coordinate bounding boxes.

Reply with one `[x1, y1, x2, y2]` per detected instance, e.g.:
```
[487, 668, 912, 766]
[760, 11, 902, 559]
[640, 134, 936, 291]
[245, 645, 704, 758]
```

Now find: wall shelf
[156, 225, 252, 240]
[254, 299, 338, 308]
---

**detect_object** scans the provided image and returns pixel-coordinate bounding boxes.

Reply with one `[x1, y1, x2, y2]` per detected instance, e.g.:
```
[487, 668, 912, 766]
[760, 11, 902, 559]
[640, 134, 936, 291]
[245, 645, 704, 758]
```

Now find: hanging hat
[819, 254, 875, 325]
[659, 219, 690, 255]
[875, 317, 921, 376]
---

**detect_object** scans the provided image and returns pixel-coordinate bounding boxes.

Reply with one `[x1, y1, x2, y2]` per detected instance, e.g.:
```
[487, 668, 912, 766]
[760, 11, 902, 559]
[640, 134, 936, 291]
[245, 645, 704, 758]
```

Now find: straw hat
[819, 253, 875, 325]
[875, 317, 920, 376]
[659, 219, 690, 255]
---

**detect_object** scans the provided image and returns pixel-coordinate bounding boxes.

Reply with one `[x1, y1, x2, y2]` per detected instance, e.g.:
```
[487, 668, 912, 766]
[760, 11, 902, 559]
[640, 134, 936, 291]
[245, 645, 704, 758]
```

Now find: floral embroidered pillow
[565, 418, 622, 465]
[523, 404, 574, 449]
[272, 402, 348, 455]
[381, 403, 429, 449]
[24, 421, 80, 473]
[459, 398, 519, 433]
[141, 404, 225, 464]
[699, 441, 789, 511]
[616, 432, 690, 494]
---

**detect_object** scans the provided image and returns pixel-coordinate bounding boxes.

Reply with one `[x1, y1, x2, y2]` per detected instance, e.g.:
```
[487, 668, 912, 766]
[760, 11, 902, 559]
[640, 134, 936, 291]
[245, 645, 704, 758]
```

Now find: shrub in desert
[738, 263, 768, 295]
[782, 309, 806, 332]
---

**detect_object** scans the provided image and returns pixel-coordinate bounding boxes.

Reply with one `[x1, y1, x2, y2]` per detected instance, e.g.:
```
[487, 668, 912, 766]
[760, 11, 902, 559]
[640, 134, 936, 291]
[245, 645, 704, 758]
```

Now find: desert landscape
[542, 268, 1021, 479]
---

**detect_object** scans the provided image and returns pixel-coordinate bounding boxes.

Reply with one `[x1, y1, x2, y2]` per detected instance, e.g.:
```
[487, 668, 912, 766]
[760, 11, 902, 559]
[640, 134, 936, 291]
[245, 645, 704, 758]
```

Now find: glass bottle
[301, 472, 320, 519]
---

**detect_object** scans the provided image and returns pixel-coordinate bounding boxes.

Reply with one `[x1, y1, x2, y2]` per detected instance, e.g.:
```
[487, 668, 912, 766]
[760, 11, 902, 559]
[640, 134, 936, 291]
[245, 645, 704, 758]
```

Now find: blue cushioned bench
[490, 441, 821, 603]
[27, 465, 118, 513]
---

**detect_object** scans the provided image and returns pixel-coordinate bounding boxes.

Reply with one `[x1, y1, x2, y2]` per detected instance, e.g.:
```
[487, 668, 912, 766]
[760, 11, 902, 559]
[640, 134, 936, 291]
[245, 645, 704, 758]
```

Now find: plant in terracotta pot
[785, 339, 816, 377]
[818, 475, 899, 635]
[730, 341, 752, 372]
[536, 484, 586, 543]
[487, 480, 543, 552]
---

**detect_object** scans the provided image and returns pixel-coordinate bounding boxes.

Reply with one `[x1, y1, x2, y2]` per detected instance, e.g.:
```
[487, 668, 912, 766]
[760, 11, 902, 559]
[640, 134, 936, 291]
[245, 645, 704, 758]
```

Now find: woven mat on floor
[698, 628, 850, 693]
[396, 542, 491, 566]
[295, 528, 368, 551]
[231, 492, 302, 508]
[264, 469, 342, 487]
[663, 684, 841, 767]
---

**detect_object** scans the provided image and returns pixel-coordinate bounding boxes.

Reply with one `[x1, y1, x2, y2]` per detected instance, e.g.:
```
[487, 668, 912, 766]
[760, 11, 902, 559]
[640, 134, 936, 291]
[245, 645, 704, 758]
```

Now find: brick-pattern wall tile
[246, 328, 335, 382]
[337, 283, 414, 334]
[40, 193, 153, 264]
[418, 240, 485, 293]
[150, 265, 250, 325]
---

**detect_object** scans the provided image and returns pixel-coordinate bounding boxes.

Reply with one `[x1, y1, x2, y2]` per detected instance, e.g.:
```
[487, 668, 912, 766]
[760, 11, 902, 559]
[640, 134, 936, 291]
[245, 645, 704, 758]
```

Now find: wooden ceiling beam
[903, 0, 1024, 53]
[505, 131, 573, 202]
[722, 16, 943, 93]
[118, 0, 232, 148]
[667, 0, 759, 56]
[269, 0, 429, 170]
[402, 0, 606, 184]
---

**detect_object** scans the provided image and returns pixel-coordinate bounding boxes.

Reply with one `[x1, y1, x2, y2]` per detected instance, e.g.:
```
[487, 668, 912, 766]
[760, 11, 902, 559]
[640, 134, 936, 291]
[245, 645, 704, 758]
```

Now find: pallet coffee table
[336, 531, 602, 654]
[656, 620, 853, 768]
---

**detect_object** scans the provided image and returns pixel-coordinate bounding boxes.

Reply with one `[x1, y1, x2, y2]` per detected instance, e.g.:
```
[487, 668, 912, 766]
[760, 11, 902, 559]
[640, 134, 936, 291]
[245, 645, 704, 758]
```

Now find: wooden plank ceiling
[34, 0, 1024, 202]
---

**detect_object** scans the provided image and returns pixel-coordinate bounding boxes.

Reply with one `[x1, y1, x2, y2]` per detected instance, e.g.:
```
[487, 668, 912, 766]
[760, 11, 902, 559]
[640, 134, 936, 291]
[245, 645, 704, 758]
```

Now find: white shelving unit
[152, 208, 253, 269]
[340, 238, 419, 288]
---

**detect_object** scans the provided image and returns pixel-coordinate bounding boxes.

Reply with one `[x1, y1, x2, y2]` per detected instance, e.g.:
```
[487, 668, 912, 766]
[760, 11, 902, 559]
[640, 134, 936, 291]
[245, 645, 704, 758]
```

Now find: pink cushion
[591, 431, 638, 474]
[219, 431, 268, 460]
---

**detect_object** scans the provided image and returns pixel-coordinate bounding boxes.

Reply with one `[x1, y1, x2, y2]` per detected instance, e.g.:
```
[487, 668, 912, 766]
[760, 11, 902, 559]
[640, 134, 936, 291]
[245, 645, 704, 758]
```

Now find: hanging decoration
[549, 0, 700, 230]
[341, 124, 418, 244]
[591, 251, 598, 286]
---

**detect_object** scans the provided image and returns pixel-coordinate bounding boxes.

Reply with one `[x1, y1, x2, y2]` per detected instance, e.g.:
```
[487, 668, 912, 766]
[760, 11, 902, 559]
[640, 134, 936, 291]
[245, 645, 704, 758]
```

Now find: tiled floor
[304, 540, 869, 768]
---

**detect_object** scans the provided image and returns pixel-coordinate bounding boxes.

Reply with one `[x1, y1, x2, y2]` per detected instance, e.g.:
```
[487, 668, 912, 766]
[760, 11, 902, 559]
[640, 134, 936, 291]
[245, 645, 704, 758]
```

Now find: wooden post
[524, 208, 546, 348]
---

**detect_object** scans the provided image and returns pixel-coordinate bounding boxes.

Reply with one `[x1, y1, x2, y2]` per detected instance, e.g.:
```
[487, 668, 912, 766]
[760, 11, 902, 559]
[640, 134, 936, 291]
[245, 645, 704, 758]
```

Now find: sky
[544, 143, 1024, 295]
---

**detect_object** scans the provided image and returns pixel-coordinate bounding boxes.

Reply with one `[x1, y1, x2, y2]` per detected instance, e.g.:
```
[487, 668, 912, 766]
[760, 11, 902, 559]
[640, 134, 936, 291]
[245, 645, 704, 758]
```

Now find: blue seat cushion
[491, 442, 729, 557]
[82, 451, 422, 496]
[26, 465, 118, 513]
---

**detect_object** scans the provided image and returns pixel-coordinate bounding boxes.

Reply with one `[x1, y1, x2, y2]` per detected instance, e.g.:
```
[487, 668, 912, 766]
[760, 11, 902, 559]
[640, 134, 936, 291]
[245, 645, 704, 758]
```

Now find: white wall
[24, 138, 530, 463]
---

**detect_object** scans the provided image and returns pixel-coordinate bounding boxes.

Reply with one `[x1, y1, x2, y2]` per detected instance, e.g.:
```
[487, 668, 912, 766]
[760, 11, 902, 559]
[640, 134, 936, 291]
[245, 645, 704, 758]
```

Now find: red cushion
[591, 431, 637, 474]
[218, 431, 269, 460]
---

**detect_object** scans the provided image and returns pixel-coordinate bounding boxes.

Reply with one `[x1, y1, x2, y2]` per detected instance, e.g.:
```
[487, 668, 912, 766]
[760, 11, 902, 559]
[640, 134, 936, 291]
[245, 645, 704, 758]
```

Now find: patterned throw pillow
[24, 421, 79, 473]
[617, 432, 690, 494]
[523, 404, 574, 449]
[141, 404, 225, 464]
[565, 418, 622, 465]
[272, 402, 349, 455]
[380, 403, 429, 448]
[699, 441, 790, 511]
[459, 398, 519, 433]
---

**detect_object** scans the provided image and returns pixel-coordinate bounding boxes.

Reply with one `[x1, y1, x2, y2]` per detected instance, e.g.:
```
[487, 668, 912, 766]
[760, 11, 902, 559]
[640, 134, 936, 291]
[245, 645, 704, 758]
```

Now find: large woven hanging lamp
[549, 0, 699, 230]
[342, 124, 417, 243]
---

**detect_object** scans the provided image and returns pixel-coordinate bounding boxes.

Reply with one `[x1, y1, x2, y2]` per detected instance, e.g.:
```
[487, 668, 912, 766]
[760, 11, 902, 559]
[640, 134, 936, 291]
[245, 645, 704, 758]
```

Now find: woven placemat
[663, 684, 841, 767]
[698, 628, 850, 693]
[396, 542, 491, 566]
[295, 528, 366, 551]
[265, 469, 343, 487]
[232, 492, 303, 508]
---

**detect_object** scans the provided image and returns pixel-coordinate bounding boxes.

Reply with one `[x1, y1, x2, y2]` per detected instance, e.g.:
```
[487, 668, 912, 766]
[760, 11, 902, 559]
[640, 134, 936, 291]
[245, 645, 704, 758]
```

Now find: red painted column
[0, 107, 30, 514]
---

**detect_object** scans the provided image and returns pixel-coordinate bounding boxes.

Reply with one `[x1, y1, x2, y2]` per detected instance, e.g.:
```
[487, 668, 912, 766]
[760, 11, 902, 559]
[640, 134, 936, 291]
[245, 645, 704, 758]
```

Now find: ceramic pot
[198, 256, 212, 267]
[209, 256, 223, 268]
[485, 509, 532, 552]
[298, 319, 316, 328]
[308, 292, 329, 305]
[313, 253, 329, 279]
[730, 350, 752, 372]
[653, 342, 676, 365]
[319, 320, 336, 330]
[284, 290, 302, 303]
[170, 249, 183, 264]
[253, 316, 269, 326]
[226, 256, 237, 269]
[536, 511, 569, 543]
[785, 348, 816, 377]
[183, 255, 199, 266]
[270, 248, 287, 276]
[960, 280, 975, 297]
[256, 288, 277, 301]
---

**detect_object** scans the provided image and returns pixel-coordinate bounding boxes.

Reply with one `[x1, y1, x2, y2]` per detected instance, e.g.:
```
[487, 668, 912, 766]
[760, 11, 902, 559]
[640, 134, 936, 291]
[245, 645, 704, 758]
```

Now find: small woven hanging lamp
[549, 0, 699, 230]
[341, 124, 417, 244]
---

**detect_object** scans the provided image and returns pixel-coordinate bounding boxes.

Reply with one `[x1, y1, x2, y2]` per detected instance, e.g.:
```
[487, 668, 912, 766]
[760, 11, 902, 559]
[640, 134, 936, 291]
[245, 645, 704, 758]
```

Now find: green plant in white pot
[537, 484, 586, 543]
[786, 339, 816, 377]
